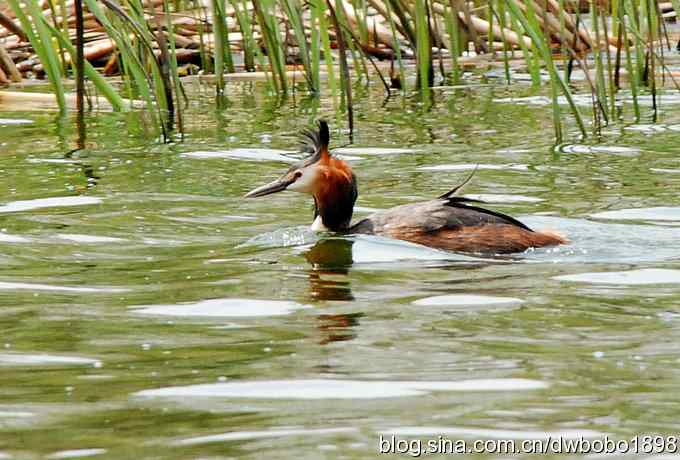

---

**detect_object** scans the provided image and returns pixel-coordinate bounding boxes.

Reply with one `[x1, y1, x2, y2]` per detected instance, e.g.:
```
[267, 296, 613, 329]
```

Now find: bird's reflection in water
[304, 237, 355, 301]
[315, 312, 362, 345]
[304, 237, 362, 345]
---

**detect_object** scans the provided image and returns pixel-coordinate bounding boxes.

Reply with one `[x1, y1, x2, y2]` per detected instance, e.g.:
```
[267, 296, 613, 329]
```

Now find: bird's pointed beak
[244, 177, 294, 198]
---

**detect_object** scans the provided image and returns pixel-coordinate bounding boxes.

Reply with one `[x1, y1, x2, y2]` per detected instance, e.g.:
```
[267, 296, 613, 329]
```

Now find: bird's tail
[535, 229, 569, 245]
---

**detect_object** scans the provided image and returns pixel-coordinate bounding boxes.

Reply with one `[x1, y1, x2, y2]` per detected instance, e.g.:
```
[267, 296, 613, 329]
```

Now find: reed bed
[0, 0, 679, 141]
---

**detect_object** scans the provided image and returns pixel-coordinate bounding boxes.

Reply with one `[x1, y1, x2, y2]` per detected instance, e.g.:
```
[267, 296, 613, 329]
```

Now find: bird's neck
[312, 176, 357, 232]
[310, 215, 329, 232]
[313, 190, 356, 232]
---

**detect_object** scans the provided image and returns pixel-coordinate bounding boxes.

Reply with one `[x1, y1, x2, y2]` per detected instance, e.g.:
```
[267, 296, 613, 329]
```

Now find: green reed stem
[43, 19, 126, 111]
[414, 0, 431, 98]
[384, 0, 407, 90]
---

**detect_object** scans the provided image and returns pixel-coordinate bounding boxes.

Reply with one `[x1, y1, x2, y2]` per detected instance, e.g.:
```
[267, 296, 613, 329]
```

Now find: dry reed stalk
[340, 0, 400, 49]
[0, 44, 22, 82]
[0, 9, 28, 40]
[455, 0, 485, 51]
[0, 89, 119, 109]
[0, 66, 9, 85]
[457, 9, 532, 48]
[367, 0, 409, 38]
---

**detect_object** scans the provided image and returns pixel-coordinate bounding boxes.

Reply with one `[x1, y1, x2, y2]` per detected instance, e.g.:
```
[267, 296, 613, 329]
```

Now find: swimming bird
[244, 121, 566, 254]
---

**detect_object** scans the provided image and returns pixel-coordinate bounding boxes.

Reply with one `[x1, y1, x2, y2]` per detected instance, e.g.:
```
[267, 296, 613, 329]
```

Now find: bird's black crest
[319, 120, 330, 146]
[300, 120, 330, 158]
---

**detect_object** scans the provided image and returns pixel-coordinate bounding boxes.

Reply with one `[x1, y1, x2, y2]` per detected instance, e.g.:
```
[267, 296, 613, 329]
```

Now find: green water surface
[1, 78, 680, 459]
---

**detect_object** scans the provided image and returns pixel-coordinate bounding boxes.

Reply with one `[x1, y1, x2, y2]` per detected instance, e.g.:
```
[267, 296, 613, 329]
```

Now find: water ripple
[590, 207, 680, 222]
[413, 295, 524, 309]
[382, 426, 604, 439]
[46, 449, 107, 459]
[55, 234, 126, 244]
[0, 196, 102, 214]
[463, 194, 543, 203]
[554, 268, 680, 286]
[134, 378, 548, 400]
[0, 118, 33, 125]
[333, 147, 419, 156]
[418, 163, 528, 172]
[0, 353, 101, 367]
[182, 149, 296, 162]
[558, 144, 640, 156]
[175, 427, 357, 446]
[522, 216, 680, 263]
[0, 281, 128, 293]
[131, 298, 311, 318]
[0, 233, 30, 243]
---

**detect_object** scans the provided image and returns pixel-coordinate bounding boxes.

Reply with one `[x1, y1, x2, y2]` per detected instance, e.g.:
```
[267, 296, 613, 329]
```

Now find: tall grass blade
[310, 0, 322, 91]
[45, 0, 67, 76]
[9, 0, 67, 113]
[492, 1, 511, 83]
[314, 0, 338, 98]
[83, 0, 160, 121]
[507, 0, 586, 139]
[212, 0, 227, 93]
[387, 0, 417, 49]
[253, 0, 288, 93]
[165, 0, 185, 136]
[383, 0, 407, 90]
[624, 0, 645, 87]
[281, 0, 316, 92]
[444, 0, 460, 84]
[327, 0, 353, 138]
[414, 0, 431, 98]
[75, 0, 85, 147]
[153, 8, 175, 132]
[645, 0, 658, 120]
[508, 8, 539, 87]
[621, 7, 639, 120]
[42, 19, 127, 111]
[591, 1, 609, 127]
[600, 6, 616, 120]
[231, 0, 255, 71]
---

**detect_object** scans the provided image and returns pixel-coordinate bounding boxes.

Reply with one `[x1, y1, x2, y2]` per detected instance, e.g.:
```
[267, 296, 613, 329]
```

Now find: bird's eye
[294, 171, 302, 179]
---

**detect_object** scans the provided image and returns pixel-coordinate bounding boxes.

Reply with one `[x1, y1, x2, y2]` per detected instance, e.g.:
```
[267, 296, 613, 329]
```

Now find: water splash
[240, 226, 319, 249]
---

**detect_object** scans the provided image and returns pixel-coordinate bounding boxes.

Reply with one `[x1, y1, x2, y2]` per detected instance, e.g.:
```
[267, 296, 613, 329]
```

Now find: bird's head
[245, 120, 357, 231]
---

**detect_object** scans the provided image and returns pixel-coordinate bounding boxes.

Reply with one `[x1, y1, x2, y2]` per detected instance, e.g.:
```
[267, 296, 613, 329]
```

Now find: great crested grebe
[245, 121, 566, 254]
